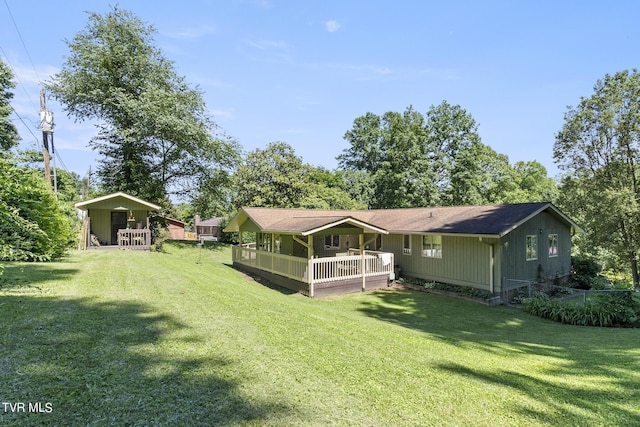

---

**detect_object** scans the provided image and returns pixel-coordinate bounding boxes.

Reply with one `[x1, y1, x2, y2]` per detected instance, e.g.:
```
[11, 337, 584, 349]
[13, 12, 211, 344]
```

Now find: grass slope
[1, 242, 639, 426]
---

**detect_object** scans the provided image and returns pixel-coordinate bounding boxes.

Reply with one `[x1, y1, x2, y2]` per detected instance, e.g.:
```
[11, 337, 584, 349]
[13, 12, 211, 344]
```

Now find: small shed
[162, 217, 187, 240]
[75, 192, 161, 249]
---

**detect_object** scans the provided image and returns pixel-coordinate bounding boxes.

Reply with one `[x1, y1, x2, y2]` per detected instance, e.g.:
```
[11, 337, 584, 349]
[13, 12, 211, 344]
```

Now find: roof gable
[75, 192, 162, 211]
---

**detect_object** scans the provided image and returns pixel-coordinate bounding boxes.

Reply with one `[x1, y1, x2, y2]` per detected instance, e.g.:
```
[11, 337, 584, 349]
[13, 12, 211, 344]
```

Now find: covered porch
[232, 246, 394, 297]
[225, 208, 395, 297]
[75, 192, 161, 251]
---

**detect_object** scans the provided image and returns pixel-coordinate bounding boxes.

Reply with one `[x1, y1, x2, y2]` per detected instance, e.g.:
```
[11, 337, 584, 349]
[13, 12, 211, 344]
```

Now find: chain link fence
[502, 279, 633, 307]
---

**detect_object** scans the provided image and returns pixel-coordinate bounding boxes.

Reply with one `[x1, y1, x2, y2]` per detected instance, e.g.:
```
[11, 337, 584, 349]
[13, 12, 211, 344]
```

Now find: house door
[111, 212, 128, 245]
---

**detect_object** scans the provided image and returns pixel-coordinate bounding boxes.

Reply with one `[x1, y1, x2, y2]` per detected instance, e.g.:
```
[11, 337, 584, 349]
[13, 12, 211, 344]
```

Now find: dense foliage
[0, 59, 19, 152]
[338, 102, 557, 208]
[46, 6, 239, 206]
[523, 292, 640, 327]
[555, 69, 640, 287]
[570, 256, 604, 290]
[233, 142, 365, 210]
[0, 157, 74, 261]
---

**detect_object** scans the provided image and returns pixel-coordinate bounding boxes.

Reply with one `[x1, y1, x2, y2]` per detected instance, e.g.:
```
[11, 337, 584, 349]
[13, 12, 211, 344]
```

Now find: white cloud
[246, 39, 290, 51]
[211, 108, 235, 121]
[325, 20, 341, 33]
[165, 25, 217, 41]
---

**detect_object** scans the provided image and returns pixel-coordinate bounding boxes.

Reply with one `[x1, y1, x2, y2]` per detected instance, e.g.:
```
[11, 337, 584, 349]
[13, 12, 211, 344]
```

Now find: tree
[0, 59, 19, 152]
[554, 69, 640, 287]
[46, 6, 237, 204]
[233, 142, 310, 208]
[338, 102, 521, 208]
[0, 157, 74, 261]
[233, 142, 363, 209]
[500, 161, 558, 204]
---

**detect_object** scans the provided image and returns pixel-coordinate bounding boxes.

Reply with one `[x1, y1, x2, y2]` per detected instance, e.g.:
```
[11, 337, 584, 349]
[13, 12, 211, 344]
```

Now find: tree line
[2, 6, 640, 288]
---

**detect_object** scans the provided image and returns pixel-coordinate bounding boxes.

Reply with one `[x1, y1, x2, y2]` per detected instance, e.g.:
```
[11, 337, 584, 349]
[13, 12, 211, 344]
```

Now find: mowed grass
[1, 242, 639, 426]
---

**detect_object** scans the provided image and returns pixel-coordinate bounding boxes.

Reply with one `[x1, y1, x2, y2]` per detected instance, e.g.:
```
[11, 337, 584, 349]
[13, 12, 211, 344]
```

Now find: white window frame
[324, 234, 340, 250]
[403, 234, 412, 255]
[526, 235, 538, 261]
[422, 235, 442, 258]
[548, 234, 558, 257]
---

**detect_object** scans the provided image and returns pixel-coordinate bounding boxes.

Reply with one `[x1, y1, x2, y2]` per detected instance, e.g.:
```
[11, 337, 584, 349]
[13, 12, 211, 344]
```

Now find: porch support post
[360, 234, 365, 291]
[308, 235, 314, 298]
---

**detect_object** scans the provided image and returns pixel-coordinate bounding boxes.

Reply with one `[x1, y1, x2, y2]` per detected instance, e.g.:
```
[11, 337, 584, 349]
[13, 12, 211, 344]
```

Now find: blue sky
[2, 1, 640, 181]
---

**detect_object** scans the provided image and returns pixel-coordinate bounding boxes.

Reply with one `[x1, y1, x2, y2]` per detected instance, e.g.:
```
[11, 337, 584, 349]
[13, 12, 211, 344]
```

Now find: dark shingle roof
[227, 202, 579, 237]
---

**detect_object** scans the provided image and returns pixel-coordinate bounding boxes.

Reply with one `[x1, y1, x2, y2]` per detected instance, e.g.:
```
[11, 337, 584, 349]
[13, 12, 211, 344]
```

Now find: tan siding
[89, 209, 110, 244]
[382, 234, 499, 291]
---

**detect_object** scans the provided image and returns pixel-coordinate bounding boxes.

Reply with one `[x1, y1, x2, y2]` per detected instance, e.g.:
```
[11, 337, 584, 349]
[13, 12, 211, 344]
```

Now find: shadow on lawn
[358, 289, 640, 425]
[0, 294, 291, 426]
[0, 263, 79, 290]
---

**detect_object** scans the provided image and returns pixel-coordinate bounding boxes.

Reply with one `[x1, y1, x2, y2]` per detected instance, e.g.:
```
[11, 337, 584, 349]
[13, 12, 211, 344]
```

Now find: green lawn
[1, 242, 639, 426]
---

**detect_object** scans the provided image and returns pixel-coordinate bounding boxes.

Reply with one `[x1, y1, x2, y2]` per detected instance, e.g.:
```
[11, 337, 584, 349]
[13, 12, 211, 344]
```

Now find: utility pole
[39, 89, 56, 193]
[39, 89, 51, 184]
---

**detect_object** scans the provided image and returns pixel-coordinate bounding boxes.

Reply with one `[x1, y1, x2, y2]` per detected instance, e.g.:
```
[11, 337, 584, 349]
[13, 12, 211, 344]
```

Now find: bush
[571, 256, 603, 289]
[523, 291, 640, 327]
[0, 158, 74, 261]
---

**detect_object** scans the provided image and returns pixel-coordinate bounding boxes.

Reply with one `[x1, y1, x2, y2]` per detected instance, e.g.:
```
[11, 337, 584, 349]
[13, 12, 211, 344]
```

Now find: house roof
[75, 192, 162, 211]
[197, 217, 225, 227]
[224, 203, 581, 237]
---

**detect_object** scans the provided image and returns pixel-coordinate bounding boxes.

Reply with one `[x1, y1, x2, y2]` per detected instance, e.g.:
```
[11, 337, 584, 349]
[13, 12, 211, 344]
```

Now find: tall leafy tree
[554, 69, 640, 286]
[339, 102, 515, 208]
[46, 6, 237, 204]
[233, 142, 310, 208]
[0, 58, 19, 152]
[233, 142, 363, 209]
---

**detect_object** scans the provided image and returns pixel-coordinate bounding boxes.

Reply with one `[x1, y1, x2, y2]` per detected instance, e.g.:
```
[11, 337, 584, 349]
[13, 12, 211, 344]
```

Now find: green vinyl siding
[89, 209, 149, 245]
[383, 234, 499, 292]
[500, 211, 572, 284]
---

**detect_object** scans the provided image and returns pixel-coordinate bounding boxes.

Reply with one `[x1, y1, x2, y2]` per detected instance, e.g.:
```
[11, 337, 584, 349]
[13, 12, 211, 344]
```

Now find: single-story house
[194, 215, 224, 240]
[75, 192, 161, 250]
[224, 202, 581, 298]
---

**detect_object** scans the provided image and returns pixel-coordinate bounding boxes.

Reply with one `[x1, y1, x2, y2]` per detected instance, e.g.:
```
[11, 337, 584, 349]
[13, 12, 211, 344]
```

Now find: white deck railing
[232, 246, 394, 284]
[117, 229, 151, 250]
[232, 246, 309, 282]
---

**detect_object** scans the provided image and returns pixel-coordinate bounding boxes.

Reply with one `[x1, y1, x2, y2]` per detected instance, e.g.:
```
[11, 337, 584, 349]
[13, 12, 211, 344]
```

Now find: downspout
[489, 244, 494, 293]
[480, 238, 495, 294]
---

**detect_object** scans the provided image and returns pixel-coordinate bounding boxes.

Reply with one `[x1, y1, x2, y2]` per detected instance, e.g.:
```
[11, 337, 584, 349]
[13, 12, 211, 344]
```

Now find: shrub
[0, 158, 74, 261]
[522, 291, 639, 327]
[571, 256, 603, 289]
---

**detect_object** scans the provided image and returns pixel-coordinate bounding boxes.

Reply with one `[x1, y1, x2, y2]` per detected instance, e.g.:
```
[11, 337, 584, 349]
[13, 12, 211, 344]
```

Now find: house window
[403, 235, 412, 255]
[548, 234, 558, 257]
[422, 235, 442, 258]
[526, 235, 538, 261]
[258, 233, 272, 252]
[324, 234, 340, 250]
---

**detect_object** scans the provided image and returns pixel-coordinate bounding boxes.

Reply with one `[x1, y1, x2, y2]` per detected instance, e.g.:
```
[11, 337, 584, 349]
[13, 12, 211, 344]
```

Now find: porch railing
[232, 246, 309, 282]
[232, 246, 394, 284]
[117, 229, 151, 250]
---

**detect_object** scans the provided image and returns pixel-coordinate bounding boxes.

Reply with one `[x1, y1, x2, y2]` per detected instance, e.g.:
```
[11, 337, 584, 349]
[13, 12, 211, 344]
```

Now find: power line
[0, 45, 39, 113]
[8, 103, 39, 145]
[3, 0, 43, 84]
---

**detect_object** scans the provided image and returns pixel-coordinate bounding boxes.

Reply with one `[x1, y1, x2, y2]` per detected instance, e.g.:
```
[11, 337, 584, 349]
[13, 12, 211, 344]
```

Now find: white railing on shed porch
[117, 229, 151, 250]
